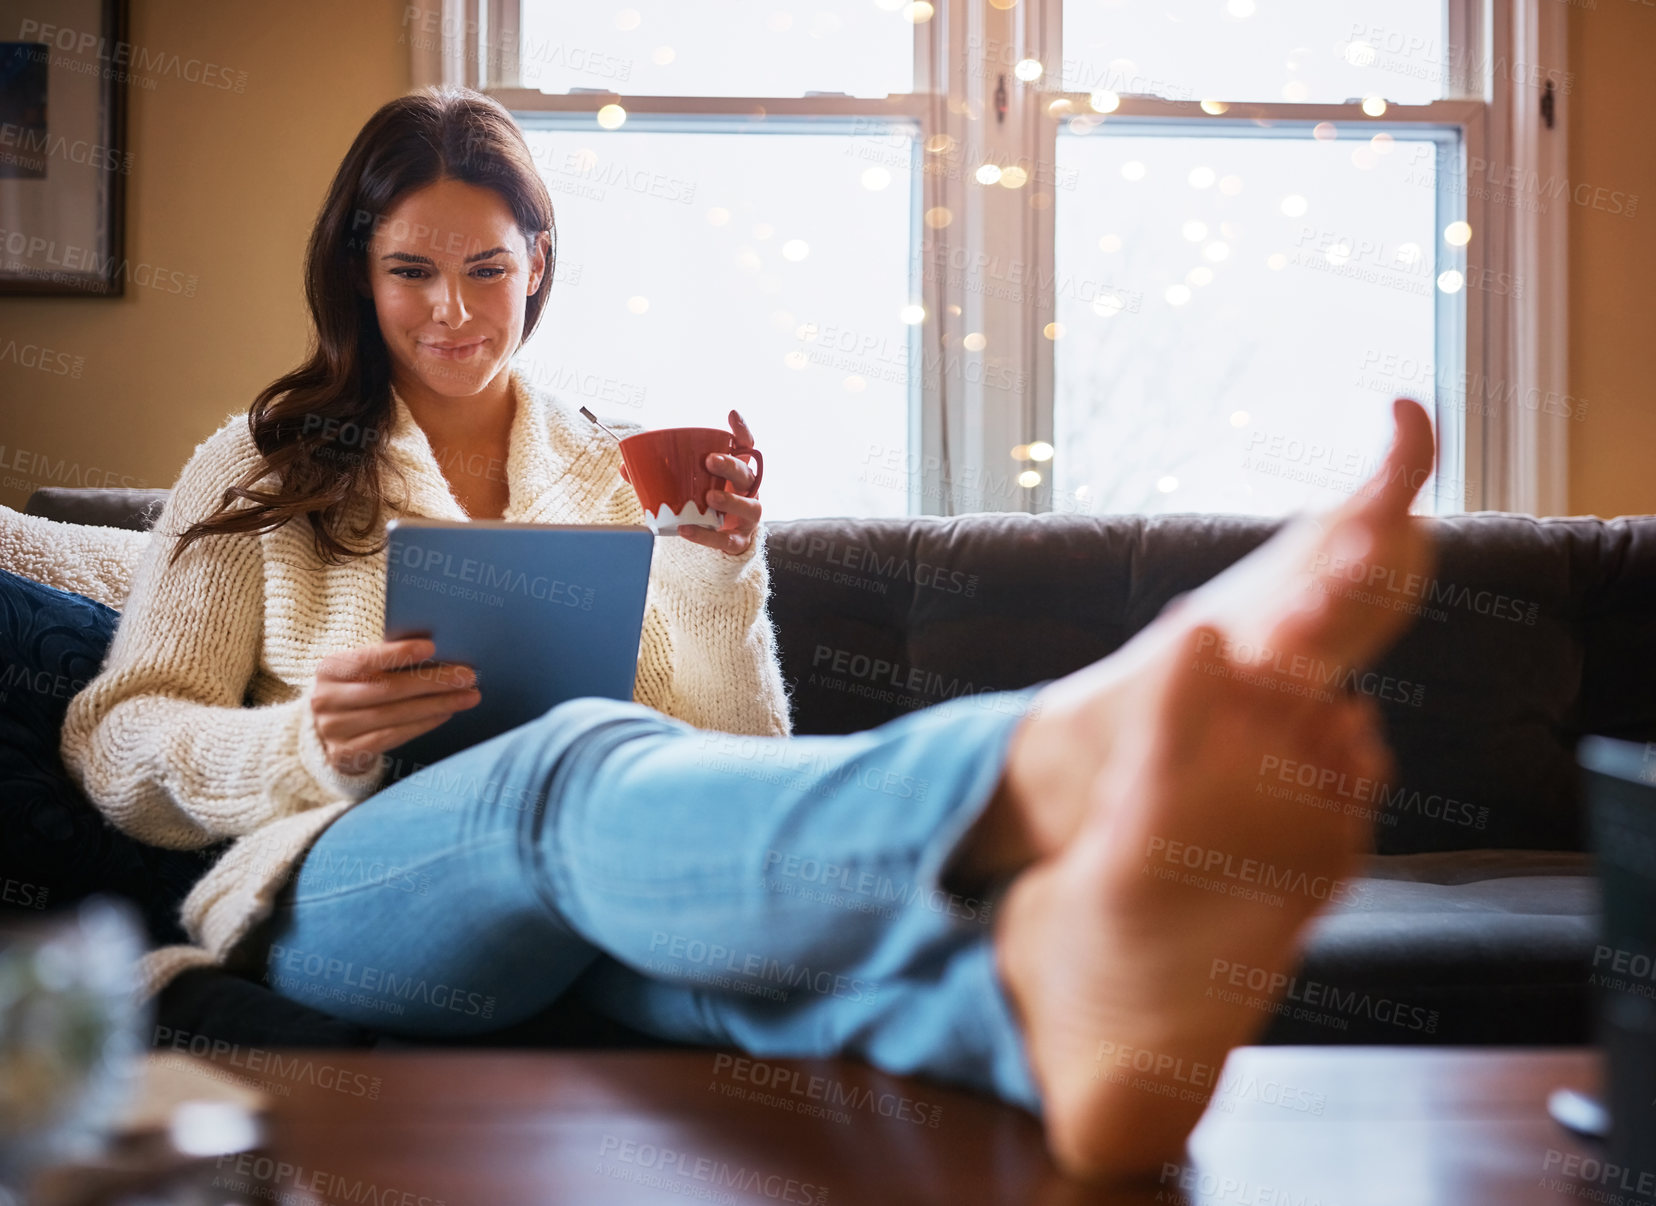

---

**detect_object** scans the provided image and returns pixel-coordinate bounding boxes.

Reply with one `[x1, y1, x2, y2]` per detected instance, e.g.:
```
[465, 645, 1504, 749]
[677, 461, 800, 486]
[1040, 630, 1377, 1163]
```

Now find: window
[414, 0, 1563, 518]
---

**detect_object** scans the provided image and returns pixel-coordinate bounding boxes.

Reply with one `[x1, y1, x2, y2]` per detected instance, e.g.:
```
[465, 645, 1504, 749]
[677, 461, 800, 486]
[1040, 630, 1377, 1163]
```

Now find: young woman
[18, 87, 1436, 1179]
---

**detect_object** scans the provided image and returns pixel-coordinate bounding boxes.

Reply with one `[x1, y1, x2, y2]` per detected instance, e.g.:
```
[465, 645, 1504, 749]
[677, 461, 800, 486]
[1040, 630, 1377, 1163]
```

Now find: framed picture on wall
[0, 0, 128, 296]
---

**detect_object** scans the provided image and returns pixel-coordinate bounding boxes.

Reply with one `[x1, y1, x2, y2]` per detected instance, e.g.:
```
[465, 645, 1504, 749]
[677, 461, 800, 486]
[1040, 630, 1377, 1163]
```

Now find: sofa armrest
[25, 486, 171, 532]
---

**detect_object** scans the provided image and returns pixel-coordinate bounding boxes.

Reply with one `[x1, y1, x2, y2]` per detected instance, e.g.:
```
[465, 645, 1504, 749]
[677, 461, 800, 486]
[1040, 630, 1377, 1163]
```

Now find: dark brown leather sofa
[21, 485, 1656, 1051]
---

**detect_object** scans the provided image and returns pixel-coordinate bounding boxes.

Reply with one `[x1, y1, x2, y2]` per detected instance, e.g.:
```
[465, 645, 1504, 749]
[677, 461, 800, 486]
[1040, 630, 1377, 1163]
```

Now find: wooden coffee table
[200, 1046, 1604, 1204]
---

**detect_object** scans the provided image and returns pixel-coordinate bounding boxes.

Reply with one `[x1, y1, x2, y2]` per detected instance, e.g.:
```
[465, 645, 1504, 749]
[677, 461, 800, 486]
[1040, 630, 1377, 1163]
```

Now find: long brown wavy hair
[169, 86, 556, 567]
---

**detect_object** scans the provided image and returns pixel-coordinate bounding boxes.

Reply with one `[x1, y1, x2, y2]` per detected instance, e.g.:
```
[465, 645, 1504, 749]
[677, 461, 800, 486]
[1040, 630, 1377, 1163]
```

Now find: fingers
[312, 636, 476, 712]
[679, 522, 751, 556]
[728, 408, 755, 449]
[318, 637, 436, 682]
[705, 452, 756, 495]
[316, 682, 481, 748]
[1365, 397, 1437, 515]
[315, 656, 476, 712]
[325, 713, 462, 777]
[706, 490, 760, 529]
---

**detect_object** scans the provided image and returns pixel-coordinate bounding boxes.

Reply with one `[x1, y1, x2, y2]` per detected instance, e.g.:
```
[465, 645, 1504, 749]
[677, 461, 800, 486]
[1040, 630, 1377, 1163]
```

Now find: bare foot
[974, 398, 1436, 1179]
[998, 621, 1393, 1176]
[955, 397, 1436, 884]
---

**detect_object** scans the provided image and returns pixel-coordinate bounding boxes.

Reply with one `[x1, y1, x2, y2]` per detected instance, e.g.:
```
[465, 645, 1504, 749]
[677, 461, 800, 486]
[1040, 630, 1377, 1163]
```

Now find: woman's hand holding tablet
[309, 636, 480, 777]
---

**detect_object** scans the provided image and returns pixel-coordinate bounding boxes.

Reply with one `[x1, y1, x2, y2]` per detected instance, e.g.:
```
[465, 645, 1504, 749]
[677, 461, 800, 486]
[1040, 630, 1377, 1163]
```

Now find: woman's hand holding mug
[618, 409, 764, 556]
[687, 409, 762, 555]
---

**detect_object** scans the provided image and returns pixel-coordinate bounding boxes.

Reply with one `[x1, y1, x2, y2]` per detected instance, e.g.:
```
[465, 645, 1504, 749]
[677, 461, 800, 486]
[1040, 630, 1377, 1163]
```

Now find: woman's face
[366, 177, 548, 402]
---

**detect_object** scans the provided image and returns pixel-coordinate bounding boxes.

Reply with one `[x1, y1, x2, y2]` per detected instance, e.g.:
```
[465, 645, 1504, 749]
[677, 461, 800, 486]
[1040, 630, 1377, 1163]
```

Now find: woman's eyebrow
[379, 245, 512, 265]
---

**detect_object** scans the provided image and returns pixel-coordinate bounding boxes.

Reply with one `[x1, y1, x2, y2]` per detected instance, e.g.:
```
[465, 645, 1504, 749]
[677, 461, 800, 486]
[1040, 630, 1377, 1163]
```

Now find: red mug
[618, 426, 764, 534]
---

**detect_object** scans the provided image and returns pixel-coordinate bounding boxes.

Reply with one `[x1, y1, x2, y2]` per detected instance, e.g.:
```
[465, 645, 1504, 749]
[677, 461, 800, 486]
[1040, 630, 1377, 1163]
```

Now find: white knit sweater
[0, 369, 791, 998]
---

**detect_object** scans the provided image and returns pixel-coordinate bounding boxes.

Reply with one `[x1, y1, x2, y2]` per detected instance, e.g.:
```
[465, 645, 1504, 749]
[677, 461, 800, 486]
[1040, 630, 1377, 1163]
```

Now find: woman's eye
[473, 266, 507, 279]
[391, 267, 428, 281]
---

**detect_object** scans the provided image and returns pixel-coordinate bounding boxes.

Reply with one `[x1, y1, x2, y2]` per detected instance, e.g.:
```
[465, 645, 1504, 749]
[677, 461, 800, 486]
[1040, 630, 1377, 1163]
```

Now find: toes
[1363, 396, 1438, 515]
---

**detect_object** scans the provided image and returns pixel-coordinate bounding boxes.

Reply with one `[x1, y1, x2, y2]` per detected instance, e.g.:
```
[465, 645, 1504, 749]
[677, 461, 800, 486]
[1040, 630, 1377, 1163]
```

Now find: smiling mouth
[419, 338, 488, 359]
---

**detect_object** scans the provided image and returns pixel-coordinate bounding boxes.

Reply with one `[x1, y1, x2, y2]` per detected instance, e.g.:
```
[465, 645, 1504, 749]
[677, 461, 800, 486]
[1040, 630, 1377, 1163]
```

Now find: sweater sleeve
[637, 532, 793, 737]
[59, 420, 385, 850]
[0, 506, 150, 610]
[580, 457, 790, 738]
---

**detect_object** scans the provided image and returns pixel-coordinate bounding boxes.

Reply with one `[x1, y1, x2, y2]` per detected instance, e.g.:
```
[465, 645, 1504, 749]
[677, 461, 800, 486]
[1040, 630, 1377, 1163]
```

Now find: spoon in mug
[579, 406, 624, 444]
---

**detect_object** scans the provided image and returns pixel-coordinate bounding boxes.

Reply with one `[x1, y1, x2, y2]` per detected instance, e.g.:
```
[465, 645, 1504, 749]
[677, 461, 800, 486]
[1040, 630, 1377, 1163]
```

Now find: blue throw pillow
[0, 567, 223, 943]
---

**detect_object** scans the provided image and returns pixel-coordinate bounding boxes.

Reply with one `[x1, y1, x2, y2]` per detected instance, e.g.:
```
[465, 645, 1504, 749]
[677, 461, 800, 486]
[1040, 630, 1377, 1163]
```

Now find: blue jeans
[257, 691, 1043, 1112]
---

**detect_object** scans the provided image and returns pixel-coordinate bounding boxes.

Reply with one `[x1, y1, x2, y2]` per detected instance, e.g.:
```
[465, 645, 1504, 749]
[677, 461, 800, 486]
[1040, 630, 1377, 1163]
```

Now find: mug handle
[725, 447, 763, 498]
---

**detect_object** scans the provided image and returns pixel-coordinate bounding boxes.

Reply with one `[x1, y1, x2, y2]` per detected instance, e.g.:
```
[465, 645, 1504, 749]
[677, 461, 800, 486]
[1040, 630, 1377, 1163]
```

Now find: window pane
[1058, 0, 1447, 104]
[1051, 131, 1453, 517]
[518, 1, 915, 97]
[518, 122, 916, 520]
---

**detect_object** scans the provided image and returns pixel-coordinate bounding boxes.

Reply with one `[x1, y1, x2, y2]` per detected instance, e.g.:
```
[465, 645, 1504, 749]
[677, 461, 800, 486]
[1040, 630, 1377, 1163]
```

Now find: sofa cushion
[1267, 851, 1599, 1044]
[0, 567, 225, 944]
[23, 485, 166, 532]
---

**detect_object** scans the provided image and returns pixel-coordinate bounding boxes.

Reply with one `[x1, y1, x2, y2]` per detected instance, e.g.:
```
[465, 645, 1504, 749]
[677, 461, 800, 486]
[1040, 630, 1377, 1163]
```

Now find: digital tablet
[381, 517, 655, 780]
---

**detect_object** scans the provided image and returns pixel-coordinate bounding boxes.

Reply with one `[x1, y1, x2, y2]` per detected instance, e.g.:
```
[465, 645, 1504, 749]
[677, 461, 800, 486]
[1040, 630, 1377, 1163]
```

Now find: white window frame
[408, 0, 1567, 517]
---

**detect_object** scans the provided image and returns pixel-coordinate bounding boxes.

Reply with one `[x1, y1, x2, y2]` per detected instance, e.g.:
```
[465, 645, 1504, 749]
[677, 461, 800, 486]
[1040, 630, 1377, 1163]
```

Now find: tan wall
[1567, 0, 1656, 518]
[0, 3, 1650, 516]
[0, 0, 409, 510]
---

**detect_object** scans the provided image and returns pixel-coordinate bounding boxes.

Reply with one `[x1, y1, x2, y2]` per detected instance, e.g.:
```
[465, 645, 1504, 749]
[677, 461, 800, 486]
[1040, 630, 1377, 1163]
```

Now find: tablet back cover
[381, 520, 653, 781]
